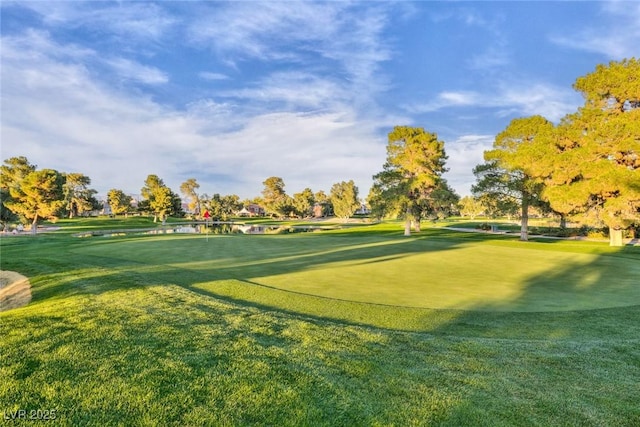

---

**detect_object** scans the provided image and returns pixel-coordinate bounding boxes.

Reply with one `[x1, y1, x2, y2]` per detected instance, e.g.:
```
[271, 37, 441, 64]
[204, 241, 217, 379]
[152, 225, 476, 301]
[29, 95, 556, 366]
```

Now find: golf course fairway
[73, 226, 640, 313]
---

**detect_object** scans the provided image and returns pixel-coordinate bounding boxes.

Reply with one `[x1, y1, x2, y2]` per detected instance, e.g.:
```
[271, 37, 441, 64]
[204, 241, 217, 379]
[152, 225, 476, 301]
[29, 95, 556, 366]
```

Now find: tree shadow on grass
[5, 228, 639, 341]
[3, 227, 640, 425]
[421, 241, 640, 426]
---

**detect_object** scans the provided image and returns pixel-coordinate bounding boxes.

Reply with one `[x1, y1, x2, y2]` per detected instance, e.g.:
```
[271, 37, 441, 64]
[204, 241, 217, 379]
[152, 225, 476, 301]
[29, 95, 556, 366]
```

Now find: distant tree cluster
[2, 59, 637, 244]
[0, 157, 101, 234]
[471, 58, 639, 245]
[365, 58, 639, 245]
[256, 177, 359, 220]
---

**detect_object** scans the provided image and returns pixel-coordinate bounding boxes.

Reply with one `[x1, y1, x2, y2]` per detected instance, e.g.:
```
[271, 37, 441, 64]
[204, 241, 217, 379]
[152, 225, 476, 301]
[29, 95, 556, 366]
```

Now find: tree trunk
[520, 196, 529, 241]
[559, 215, 566, 229]
[31, 214, 38, 235]
[404, 206, 412, 236]
[610, 228, 624, 246]
[412, 219, 421, 233]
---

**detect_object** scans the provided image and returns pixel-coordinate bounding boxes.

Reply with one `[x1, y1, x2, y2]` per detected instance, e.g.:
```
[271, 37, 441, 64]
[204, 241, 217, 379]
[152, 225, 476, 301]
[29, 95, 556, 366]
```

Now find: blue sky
[2, 1, 639, 201]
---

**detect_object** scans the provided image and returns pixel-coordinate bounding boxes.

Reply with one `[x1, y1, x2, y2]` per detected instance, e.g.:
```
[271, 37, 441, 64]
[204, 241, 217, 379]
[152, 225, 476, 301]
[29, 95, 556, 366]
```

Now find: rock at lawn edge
[0, 271, 32, 312]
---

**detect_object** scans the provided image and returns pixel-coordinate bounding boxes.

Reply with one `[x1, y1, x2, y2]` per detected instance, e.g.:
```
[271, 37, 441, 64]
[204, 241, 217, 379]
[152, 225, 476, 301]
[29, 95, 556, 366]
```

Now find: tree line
[1, 59, 638, 245]
[367, 58, 639, 245]
[0, 158, 363, 232]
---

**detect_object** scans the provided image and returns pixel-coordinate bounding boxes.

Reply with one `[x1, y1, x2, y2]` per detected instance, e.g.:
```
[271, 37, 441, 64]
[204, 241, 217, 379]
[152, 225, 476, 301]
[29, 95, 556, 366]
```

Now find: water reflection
[74, 222, 332, 238]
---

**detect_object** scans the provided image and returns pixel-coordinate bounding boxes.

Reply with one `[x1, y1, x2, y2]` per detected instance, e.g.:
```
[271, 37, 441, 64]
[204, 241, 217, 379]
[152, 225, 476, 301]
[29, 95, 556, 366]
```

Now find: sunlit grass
[1, 219, 639, 425]
[72, 225, 640, 312]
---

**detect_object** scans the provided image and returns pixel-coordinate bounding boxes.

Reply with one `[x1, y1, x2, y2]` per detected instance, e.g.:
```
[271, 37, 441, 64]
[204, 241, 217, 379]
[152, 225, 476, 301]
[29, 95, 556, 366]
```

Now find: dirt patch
[0, 271, 32, 311]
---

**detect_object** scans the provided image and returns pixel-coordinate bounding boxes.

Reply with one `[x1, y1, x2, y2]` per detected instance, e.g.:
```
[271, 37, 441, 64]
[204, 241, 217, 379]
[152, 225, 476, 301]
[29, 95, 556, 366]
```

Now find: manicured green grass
[1, 220, 639, 426]
[73, 224, 640, 313]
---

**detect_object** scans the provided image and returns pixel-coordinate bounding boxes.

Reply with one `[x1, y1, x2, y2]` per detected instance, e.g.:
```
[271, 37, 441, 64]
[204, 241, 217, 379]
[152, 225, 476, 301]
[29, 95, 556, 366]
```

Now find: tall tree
[150, 186, 174, 223]
[180, 178, 201, 216]
[0, 157, 36, 224]
[141, 174, 178, 222]
[261, 177, 290, 218]
[458, 195, 485, 219]
[473, 116, 554, 241]
[107, 189, 133, 217]
[529, 59, 640, 245]
[204, 194, 238, 220]
[419, 179, 460, 222]
[0, 157, 36, 191]
[330, 180, 360, 219]
[214, 194, 242, 220]
[292, 188, 315, 218]
[63, 173, 99, 218]
[370, 126, 448, 235]
[4, 169, 64, 233]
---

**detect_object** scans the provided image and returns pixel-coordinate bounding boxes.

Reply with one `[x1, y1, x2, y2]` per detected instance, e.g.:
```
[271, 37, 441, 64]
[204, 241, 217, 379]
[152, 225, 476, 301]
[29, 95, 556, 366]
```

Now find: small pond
[74, 222, 335, 238]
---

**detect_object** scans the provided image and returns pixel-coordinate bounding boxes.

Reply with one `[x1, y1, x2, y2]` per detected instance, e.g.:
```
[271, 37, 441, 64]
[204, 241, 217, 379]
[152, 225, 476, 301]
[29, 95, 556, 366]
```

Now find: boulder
[0, 271, 32, 312]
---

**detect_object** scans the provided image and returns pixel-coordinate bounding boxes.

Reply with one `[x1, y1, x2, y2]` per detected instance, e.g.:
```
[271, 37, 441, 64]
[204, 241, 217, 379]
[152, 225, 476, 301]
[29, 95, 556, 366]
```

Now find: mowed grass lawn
[1, 220, 639, 426]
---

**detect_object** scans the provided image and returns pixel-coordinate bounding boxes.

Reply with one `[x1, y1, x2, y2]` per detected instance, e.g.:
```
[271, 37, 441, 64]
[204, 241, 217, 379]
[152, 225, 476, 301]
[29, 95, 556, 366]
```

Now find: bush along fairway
[1, 219, 639, 426]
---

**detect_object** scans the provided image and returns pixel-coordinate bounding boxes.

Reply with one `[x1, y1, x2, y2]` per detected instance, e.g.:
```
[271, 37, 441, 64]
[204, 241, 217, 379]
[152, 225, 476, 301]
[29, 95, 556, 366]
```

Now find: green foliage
[203, 193, 242, 220]
[62, 173, 100, 218]
[458, 196, 484, 219]
[0, 157, 37, 224]
[107, 189, 132, 216]
[370, 126, 448, 234]
[329, 180, 359, 219]
[141, 174, 181, 222]
[292, 188, 315, 218]
[0, 156, 36, 190]
[179, 178, 201, 215]
[531, 58, 640, 244]
[419, 180, 460, 221]
[313, 190, 333, 217]
[473, 116, 554, 240]
[261, 177, 292, 218]
[4, 169, 65, 232]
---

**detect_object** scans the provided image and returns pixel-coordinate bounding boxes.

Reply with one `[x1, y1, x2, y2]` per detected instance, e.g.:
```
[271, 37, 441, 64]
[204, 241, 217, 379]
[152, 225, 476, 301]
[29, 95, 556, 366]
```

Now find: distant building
[313, 202, 333, 218]
[237, 204, 265, 217]
[355, 204, 371, 215]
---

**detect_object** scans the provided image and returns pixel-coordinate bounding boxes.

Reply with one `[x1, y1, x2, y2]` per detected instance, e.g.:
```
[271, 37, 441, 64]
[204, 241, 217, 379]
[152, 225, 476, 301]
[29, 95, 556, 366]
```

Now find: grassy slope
[1, 220, 639, 426]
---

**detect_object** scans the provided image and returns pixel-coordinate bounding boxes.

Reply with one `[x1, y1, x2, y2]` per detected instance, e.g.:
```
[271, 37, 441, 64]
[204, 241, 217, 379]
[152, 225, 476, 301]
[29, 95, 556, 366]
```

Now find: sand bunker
[0, 270, 31, 311]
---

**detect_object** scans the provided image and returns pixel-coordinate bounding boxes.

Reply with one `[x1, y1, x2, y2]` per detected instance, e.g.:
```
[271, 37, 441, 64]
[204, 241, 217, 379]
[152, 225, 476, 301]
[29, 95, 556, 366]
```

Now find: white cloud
[106, 58, 168, 85]
[407, 82, 580, 122]
[469, 44, 511, 70]
[439, 91, 480, 106]
[15, 1, 176, 44]
[187, 2, 393, 111]
[496, 82, 581, 122]
[222, 71, 347, 110]
[2, 29, 93, 62]
[199, 72, 230, 81]
[0, 31, 386, 200]
[443, 134, 494, 196]
[550, 1, 640, 59]
[188, 2, 340, 61]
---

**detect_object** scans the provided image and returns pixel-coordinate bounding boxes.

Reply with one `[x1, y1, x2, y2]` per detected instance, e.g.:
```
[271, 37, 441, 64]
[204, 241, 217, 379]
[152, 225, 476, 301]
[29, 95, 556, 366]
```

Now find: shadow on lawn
[5, 227, 639, 342]
[3, 227, 640, 426]
[118, 227, 640, 341]
[411, 238, 640, 340]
